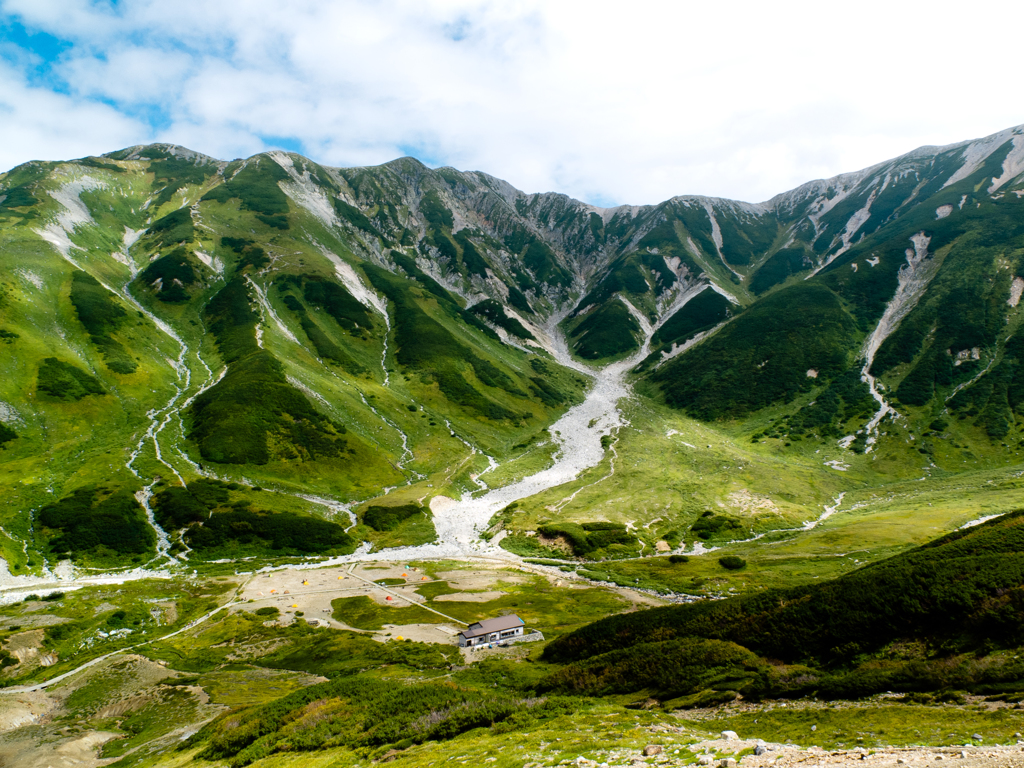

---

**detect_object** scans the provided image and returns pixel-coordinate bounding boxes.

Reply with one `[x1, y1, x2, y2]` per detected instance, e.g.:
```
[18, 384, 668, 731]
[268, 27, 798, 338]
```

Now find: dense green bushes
[419, 189, 453, 229]
[652, 288, 732, 349]
[718, 556, 747, 570]
[541, 511, 1024, 701]
[221, 236, 270, 271]
[715, 210, 777, 268]
[138, 247, 198, 303]
[453, 229, 490, 277]
[362, 503, 423, 531]
[749, 247, 810, 294]
[69, 271, 137, 373]
[190, 349, 350, 464]
[543, 637, 763, 698]
[866, 241, 1009, 414]
[36, 357, 105, 401]
[37, 487, 154, 561]
[203, 276, 259, 361]
[0, 423, 16, 446]
[190, 278, 351, 464]
[363, 264, 526, 421]
[276, 281, 367, 373]
[536, 521, 632, 556]
[202, 158, 290, 229]
[471, 299, 533, 340]
[151, 486, 209, 530]
[524, 239, 572, 288]
[546, 511, 1024, 667]
[570, 301, 640, 360]
[690, 511, 746, 541]
[194, 675, 574, 766]
[779, 368, 875, 439]
[653, 284, 858, 419]
[947, 333, 1024, 438]
[286, 274, 373, 334]
[147, 207, 195, 246]
[578, 255, 651, 308]
[148, 151, 217, 207]
[186, 507, 354, 556]
[152, 482, 354, 557]
[0, 185, 38, 211]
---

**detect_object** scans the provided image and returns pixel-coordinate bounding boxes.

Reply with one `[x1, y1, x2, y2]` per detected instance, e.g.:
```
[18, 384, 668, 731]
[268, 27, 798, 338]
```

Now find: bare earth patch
[373, 622, 461, 645]
[726, 489, 781, 515]
[432, 590, 506, 603]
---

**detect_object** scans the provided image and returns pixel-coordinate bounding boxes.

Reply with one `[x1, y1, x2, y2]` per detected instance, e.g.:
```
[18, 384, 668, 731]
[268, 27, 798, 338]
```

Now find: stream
[19, 185, 809, 585]
[327, 299, 660, 563]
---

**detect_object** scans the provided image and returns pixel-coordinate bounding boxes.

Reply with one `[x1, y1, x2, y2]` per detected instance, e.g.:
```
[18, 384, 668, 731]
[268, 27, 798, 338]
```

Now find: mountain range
[1, 123, 1024, 571]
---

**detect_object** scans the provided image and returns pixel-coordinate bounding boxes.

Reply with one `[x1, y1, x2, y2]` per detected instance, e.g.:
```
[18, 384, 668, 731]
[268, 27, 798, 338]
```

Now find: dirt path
[342, 565, 468, 626]
[677, 738, 1024, 767]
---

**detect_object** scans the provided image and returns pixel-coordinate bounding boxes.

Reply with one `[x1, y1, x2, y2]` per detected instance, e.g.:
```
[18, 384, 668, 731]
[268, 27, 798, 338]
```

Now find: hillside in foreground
[0, 514, 1018, 766]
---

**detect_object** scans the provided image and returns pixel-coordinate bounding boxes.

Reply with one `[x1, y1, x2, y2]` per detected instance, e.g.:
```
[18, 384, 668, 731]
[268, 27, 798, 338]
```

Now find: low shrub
[69, 271, 137, 373]
[37, 487, 155, 560]
[363, 504, 422, 532]
[719, 556, 747, 570]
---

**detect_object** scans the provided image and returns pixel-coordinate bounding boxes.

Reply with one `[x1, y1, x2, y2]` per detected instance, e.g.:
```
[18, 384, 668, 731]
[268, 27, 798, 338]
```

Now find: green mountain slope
[1, 125, 1023, 573]
[542, 510, 1024, 700]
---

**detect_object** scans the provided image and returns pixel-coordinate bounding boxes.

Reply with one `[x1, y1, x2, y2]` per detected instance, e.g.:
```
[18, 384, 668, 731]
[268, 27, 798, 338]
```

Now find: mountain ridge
[1, 122, 1024, 576]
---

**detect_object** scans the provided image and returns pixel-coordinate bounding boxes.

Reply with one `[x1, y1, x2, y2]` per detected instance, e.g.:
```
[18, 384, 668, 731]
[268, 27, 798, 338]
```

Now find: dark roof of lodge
[459, 614, 524, 638]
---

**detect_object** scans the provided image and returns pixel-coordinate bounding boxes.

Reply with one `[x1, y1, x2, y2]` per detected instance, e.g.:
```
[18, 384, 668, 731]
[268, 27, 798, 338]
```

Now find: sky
[0, 0, 1022, 207]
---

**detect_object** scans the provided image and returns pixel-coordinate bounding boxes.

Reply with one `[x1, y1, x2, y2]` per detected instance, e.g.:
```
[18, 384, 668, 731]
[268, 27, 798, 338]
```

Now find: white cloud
[0, 60, 145, 170]
[1, 0, 1022, 204]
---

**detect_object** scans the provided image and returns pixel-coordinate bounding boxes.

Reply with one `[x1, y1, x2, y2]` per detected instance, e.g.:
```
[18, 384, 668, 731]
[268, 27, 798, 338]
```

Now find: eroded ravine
[848, 233, 941, 450]
[327, 301, 664, 563]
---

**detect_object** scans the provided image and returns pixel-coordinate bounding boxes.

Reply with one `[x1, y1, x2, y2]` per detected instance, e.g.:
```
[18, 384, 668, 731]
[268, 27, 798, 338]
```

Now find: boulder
[642, 745, 663, 756]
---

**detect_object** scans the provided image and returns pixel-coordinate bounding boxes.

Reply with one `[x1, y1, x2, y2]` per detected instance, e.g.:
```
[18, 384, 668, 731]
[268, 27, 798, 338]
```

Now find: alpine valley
[1, 125, 1024, 767]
